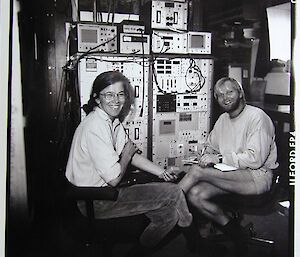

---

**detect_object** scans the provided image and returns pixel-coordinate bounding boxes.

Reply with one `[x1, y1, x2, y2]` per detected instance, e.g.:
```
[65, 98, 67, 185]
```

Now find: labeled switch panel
[153, 58, 213, 94]
[119, 33, 150, 54]
[150, 1, 188, 30]
[152, 112, 210, 167]
[152, 57, 213, 168]
[152, 31, 187, 54]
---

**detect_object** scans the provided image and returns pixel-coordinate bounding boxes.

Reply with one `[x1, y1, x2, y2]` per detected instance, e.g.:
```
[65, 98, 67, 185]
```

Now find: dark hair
[214, 77, 246, 102]
[82, 71, 135, 121]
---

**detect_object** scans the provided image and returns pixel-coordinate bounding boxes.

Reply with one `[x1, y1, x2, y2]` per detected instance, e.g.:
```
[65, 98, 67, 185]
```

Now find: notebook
[182, 159, 238, 172]
[213, 163, 237, 172]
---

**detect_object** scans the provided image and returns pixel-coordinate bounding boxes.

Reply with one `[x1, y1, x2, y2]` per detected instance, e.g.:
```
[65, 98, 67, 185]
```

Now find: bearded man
[179, 77, 278, 256]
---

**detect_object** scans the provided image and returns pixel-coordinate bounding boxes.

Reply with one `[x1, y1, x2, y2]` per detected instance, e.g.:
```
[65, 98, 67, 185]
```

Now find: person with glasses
[65, 71, 195, 256]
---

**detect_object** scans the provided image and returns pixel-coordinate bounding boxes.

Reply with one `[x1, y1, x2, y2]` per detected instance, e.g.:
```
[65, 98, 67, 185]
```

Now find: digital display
[157, 94, 176, 112]
[162, 36, 173, 40]
[131, 36, 148, 43]
[81, 29, 98, 43]
[190, 35, 204, 48]
[165, 2, 174, 7]
[184, 95, 198, 99]
[123, 35, 148, 43]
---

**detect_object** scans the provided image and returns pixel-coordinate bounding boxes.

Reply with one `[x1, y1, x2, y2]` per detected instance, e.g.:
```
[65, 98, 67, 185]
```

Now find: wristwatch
[217, 154, 223, 163]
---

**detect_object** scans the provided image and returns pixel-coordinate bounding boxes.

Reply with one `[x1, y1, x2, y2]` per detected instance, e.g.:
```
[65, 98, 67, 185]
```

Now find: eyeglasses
[100, 91, 126, 101]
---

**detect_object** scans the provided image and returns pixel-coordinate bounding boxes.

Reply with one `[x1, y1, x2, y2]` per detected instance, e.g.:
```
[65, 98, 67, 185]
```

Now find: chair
[59, 176, 149, 257]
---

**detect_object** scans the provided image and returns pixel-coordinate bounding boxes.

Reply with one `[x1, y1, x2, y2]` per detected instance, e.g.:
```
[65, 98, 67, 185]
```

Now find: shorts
[249, 168, 273, 194]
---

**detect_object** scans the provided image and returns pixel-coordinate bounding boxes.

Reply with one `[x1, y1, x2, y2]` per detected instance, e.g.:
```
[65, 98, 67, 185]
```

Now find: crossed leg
[178, 165, 258, 225]
[178, 165, 263, 256]
[179, 165, 257, 195]
[187, 182, 230, 225]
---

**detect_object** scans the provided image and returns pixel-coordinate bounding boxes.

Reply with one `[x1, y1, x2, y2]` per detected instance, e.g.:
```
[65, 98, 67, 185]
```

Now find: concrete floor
[111, 206, 290, 257]
[7, 201, 290, 257]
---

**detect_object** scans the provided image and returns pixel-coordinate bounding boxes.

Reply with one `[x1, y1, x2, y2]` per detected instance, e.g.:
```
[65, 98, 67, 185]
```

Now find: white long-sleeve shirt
[207, 105, 278, 170]
[66, 107, 127, 187]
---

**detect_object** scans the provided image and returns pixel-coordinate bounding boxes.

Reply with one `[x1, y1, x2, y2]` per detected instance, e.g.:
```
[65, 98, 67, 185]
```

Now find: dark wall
[16, 0, 72, 244]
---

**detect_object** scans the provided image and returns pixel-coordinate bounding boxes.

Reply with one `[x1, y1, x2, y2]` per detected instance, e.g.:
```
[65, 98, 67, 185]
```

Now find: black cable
[112, 0, 116, 25]
[184, 58, 206, 93]
[66, 32, 169, 71]
[54, 69, 67, 120]
[139, 29, 145, 117]
[79, 49, 118, 56]
[152, 54, 180, 95]
[152, 63, 167, 94]
[55, 36, 82, 171]
[152, 57, 207, 95]
[87, 56, 155, 69]
[152, 32, 170, 62]
[106, 0, 111, 23]
[150, 34, 177, 95]
[97, 0, 103, 22]
[76, 35, 116, 59]
[53, 70, 70, 171]
[185, 59, 197, 92]
[64, 35, 117, 70]
[88, 56, 143, 64]
[150, 31, 194, 95]
[192, 60, 205, 91]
